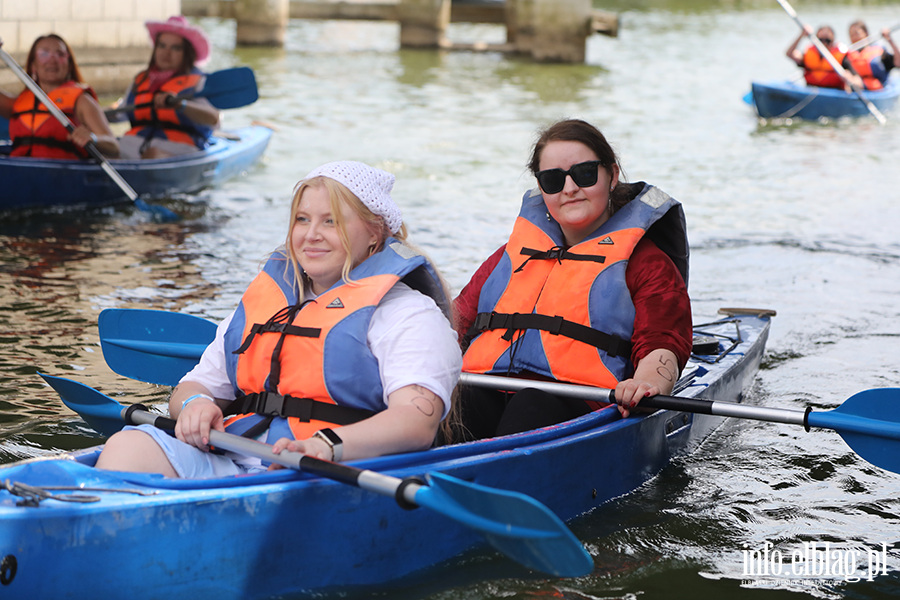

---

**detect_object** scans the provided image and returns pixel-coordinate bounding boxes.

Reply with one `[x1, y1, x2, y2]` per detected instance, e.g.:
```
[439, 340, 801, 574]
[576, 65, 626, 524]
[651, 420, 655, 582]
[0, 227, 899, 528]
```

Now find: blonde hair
[284, 177, 408, 300]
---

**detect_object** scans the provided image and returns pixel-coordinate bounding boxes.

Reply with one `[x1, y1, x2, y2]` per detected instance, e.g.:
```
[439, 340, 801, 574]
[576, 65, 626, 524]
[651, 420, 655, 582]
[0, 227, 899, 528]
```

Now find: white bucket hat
[303, 161, 403, 234]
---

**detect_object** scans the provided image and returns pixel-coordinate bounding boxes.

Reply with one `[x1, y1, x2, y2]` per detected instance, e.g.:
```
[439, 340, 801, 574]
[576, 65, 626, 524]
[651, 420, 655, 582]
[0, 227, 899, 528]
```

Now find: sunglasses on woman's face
[36, 49, 69, 62]
[536, 160, 603, 194]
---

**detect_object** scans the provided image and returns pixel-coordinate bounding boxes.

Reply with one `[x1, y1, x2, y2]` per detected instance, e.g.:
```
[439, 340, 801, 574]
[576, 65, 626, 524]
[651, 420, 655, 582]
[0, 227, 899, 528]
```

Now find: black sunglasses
[536, 160, 603, 194]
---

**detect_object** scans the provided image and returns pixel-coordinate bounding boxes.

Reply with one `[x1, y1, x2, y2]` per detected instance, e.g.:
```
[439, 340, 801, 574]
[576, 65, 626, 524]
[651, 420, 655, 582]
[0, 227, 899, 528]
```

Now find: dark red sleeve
[625, 237, 693, 371]
[453, 245, 507, 342]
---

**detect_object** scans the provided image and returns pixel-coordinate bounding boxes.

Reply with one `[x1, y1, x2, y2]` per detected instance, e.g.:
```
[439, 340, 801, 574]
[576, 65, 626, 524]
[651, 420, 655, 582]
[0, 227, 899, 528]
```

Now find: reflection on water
[2, 3, 900, 599]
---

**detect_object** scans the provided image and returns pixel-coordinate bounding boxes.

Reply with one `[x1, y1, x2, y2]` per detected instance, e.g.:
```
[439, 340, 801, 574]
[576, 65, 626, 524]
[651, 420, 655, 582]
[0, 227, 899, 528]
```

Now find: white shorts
[126, 424, 267, 479]
[117, 135, 202, 160]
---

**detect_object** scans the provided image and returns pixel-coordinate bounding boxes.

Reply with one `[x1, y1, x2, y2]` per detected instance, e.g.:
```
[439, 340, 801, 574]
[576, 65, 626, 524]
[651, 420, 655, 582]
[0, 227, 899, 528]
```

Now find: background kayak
[0, 125, 272, 213]
[749, 79, 900, 120]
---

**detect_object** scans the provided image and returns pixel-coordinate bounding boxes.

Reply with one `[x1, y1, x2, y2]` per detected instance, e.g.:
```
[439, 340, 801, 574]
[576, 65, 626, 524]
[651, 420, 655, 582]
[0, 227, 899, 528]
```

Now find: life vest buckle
[257, 391, 285, 416]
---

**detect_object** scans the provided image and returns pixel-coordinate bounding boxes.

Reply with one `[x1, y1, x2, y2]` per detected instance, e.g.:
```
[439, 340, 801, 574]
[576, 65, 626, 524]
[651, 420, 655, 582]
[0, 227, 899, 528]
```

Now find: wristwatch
[312, 428, 343, 462]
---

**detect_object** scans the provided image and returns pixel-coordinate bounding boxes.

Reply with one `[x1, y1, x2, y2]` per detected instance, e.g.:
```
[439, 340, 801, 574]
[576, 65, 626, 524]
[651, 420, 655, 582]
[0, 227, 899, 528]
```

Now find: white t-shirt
[180, 282, 461, 418]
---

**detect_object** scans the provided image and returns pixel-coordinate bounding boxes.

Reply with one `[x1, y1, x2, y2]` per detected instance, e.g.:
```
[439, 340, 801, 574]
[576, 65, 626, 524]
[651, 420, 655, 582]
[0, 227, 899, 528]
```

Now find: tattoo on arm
[410, 385, 439, 417]
[656, 354, 676, 383]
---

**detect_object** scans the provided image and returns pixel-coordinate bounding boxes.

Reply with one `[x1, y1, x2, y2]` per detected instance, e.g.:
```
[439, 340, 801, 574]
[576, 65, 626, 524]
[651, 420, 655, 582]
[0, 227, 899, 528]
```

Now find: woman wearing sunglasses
[0, 35, 119, 158]
[785, 25, 850, 89]
[451, 119, 691, 440]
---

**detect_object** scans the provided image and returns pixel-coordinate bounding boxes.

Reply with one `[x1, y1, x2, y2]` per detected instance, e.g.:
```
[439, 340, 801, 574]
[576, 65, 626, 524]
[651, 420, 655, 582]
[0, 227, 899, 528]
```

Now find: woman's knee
[96, 429, 177, 476]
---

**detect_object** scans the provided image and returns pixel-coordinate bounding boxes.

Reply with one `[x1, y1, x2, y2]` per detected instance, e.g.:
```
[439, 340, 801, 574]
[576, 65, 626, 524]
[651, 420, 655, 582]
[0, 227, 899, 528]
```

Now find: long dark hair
[148, 34, 197, 74]
[26, 34, 83, 84]
[527, 119, 631, 214]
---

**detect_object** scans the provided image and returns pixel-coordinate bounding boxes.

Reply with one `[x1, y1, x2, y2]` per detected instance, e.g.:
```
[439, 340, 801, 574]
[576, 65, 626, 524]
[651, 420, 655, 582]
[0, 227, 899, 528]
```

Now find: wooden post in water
[235, 0, 289, 46]
[398, 0, 451, 48]
[511, 0, 591, 63]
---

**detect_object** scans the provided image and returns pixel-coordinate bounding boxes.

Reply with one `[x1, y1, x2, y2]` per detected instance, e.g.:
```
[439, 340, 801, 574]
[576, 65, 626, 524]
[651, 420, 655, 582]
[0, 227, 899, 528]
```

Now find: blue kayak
[0, 309, 772, 598]
[0, 125, 272, 213]
[748, 78, 900, 120]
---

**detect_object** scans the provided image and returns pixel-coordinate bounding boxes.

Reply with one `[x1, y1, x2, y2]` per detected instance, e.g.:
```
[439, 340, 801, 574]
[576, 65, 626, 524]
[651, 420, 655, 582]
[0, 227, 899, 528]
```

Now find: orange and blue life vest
[8, 81, 95, 159]
[124, 69, 213, 148]
[846, 45, 887, 90]
[461, 184, 688, 394]
[221, 240, 450, 444]
[803, 45, 848, 89]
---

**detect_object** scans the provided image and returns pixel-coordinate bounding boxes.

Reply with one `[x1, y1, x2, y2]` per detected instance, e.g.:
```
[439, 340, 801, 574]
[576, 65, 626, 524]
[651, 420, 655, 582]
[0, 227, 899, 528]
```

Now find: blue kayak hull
[750, 79, 900, 120]
[0, 312, 771, 598]
[0, 126, 272, 213]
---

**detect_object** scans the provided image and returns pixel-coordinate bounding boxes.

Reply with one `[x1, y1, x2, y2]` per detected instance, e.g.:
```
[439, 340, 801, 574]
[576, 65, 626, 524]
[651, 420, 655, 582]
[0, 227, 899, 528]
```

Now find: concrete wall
[1, 0, 181, 95]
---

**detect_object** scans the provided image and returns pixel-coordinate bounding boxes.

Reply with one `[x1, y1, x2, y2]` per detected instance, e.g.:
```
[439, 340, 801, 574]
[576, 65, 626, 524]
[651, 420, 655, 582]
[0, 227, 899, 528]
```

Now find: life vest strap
[469, 311, 632, 359]
[232, 321, 322, 355]
[130, 118, 203, 137]
[223, 392, 376, 425]
[514, 246, 606, 273]
[11, 136, 77, 151]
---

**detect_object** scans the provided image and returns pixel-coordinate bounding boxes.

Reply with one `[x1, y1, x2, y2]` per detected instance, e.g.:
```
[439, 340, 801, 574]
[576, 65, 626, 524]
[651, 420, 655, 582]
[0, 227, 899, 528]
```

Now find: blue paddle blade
[40, 373, 126, 437]
[807, 388, 900, 473]
[198, 66, 259, 109]
[418, 472, 593, 577]
[99, 308, 217, 386]
[742, 90, 754, 106]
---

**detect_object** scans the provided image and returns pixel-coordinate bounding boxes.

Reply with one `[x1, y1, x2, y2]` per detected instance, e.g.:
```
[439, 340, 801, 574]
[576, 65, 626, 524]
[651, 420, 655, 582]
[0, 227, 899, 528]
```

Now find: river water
[2, 2, 900, 598]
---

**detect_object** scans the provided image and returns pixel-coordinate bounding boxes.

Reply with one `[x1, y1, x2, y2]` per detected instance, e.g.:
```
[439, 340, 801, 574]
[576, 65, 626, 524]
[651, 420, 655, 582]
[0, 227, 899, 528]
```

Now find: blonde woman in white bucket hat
[97, 161, 462, 478]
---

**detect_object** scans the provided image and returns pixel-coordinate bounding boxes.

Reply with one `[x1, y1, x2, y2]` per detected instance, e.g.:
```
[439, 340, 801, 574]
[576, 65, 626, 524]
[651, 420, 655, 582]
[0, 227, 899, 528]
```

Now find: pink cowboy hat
[145, 15, 210, 64]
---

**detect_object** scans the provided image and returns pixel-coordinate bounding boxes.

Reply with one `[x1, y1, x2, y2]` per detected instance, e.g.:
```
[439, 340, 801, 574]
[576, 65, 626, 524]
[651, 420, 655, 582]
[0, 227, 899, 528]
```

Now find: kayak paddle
[460, 373, 900, 475]
[39, 373, 594, 578]
[847, 23, 900, 53]
[776, 0, 887, 124]
[0, 48, 179, 221]
[104, 66, 259, 118]
[99, 308, 217, 387]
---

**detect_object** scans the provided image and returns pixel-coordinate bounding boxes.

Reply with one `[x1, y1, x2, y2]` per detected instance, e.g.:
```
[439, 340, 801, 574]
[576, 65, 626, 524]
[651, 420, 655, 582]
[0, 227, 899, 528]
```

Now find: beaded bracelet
[182, 393, 214, 411]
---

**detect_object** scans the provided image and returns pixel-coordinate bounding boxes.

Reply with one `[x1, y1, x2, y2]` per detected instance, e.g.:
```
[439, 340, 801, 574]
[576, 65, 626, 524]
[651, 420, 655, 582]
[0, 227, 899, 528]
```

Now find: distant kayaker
[785, 25, 851, 89]
[116, 16, 220, 160]
[843, 21, 899, 91]
[0, 35, 120, 158]
[452, 119, 692, 440]
[95, 161, 462, 478]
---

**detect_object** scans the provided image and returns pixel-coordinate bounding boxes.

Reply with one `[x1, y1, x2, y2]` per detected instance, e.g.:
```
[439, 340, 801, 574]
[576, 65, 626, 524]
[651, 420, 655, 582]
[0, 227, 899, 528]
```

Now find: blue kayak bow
[40, 372, 594, 578]
[96, 307, 900, 475]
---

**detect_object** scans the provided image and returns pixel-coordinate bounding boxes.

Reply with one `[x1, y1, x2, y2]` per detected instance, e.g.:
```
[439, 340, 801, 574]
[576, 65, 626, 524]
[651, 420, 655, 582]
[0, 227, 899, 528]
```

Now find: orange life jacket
[803, 45, 848, 89]
[222, 243, 450, 443]
[8, 81, 95, 159]
[847, 45, 886, 90]
[462, 185, 687, 400]
[125, 70, 212, 147]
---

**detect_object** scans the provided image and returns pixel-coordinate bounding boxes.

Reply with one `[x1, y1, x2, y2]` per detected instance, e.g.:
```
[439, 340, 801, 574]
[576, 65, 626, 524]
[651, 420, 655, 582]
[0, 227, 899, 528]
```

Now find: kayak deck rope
[690, 317, 744, 364]
[1, 479, 157, 507]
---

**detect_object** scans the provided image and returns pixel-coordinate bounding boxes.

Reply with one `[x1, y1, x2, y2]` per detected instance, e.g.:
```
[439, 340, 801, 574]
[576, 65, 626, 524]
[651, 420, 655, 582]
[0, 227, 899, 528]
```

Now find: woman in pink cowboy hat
[117, 15, 220, 159]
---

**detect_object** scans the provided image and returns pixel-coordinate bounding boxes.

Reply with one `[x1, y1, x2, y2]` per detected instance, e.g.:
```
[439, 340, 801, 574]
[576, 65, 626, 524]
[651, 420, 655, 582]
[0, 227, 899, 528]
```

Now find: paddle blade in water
[418, 472, 593, 577]
[99, 308, 216, 386]
[39, 373, 126, 437]
[807, 388, 900, 473]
